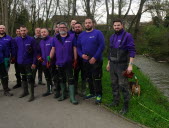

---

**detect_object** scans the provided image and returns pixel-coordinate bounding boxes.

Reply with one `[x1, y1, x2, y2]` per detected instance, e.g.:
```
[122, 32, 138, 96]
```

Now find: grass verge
[101, 58, 169, 128]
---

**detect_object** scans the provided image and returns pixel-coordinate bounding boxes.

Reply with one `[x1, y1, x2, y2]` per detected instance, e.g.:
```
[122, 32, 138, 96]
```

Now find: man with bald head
[77, 18, 105, 104]
[37, 28, 59, 97]
[0, 25, 13, 96]
[69, 19, 77, 34]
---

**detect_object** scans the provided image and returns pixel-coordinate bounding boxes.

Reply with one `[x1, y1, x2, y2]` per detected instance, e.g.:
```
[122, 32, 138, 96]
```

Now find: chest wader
[109, 32, 130, 114]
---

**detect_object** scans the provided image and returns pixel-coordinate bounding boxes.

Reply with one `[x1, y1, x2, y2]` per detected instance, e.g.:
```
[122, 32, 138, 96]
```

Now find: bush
[135, 25, 169, 61]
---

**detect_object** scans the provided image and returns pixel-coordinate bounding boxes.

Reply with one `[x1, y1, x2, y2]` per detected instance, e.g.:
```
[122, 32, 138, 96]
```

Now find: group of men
[0, 18, 135, 114]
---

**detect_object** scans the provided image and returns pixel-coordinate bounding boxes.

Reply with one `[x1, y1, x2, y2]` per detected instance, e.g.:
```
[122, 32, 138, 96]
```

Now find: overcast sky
[76, 0, 152, 24]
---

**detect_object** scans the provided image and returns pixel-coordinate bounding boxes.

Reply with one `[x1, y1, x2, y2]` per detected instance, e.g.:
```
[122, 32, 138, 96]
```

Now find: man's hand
[31, 64, 36, 69]
[37, 56, 44, 63]
[127, 64, 133, 74]
[10, 57, 16, 64]
[89, 57, 96, 64]
[106, 61, 110, 72]
[82, 54, 89, 60]
[72, 59, 78, 69]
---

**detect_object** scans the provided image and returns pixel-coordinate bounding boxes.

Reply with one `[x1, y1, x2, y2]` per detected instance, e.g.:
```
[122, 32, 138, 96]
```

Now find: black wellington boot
[120, 103, 129, 115]
[19, 81, 29, 98]
[42, 82, 52, 97]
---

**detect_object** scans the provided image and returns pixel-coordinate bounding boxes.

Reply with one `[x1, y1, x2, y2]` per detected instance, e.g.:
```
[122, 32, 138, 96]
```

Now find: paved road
[0, 65, 141, 128]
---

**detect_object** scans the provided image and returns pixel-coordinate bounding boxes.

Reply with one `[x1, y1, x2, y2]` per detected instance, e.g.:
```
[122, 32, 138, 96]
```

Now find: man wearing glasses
[50, 22, 78, 105]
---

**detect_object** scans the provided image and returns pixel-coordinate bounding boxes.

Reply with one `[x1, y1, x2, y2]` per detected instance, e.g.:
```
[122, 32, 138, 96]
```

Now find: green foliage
[101, 30, 114, 57]
[135, 25, 169, 60]
[101, 58, 169, 128]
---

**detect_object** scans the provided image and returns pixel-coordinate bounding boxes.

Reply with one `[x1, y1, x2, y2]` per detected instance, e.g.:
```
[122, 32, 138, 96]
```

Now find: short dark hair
[85, 18, 95, 23]
[75, 22, 82, 26]
[20, 25, 27, 28]
[113, 19, 123, 25]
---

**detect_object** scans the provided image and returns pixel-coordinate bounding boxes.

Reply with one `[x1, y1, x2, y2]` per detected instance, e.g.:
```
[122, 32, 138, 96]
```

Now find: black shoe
[106, 102, 119, 107]
[6, 88, 11, 91]
[19, 92, 29, 98]
[54, 92, 60, 98]
[4, 91, 13, 96]
[42, 92, 51, 97]
[28, 96, 35, 102]
[119, 107, 128, 115]
[13, 84, 21, 89]
[38, 81, 45, 85]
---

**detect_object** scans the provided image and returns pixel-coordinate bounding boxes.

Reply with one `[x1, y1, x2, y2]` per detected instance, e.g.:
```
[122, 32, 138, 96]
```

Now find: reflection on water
[134, 55, 169, 99]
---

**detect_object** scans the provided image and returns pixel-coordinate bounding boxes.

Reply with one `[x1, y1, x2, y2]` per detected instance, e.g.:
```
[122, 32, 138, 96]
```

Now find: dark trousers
[58, 65, 74, 85]
[83, 60, 103, 96]
[18, 64, 34, 84]
[14, 62, 21, 85]
[110, 62, 130, 104]
[74, 58, 85, 88]
[0, 63, 9, 92]
[32, 63, 43, 83]
[42, 65, 52, 85]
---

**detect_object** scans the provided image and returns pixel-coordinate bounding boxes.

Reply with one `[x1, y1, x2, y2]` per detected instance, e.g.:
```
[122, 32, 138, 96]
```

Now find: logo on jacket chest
[89, 36, 95, 39]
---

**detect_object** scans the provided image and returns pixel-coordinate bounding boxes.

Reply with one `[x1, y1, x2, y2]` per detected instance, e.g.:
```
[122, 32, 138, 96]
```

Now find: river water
[134, 55, 169, 100]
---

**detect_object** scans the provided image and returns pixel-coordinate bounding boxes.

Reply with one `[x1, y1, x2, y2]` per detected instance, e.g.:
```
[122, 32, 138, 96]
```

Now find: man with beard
[69, 19, 77, 34]
[77, 18, 105, 104]
[12, 28, 22, 89]
[73, 22, 86, 96]
[0, 25, 13, 96]
[14, 25, 37, 102]
[106, 19, 136, 114]
[33, 28, 45, 85]
[50, 22, 78, 105]
[37, 28, 55, 97]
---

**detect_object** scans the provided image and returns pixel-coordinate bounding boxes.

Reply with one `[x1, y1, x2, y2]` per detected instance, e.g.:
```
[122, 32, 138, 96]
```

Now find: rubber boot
[58, 83, 66, 101]
[1, 77, 13, 96]
[79, 80, 86, 97]
[69, 85, 78, 105]
[120, 102, 129, 115]
[42, 82, 52, 97]
[28, 83, 34, 102]
[54, 81, 60, 98]
[19, 81, 29, 98]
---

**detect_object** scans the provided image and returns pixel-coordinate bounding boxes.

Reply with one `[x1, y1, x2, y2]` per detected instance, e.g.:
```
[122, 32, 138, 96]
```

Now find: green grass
[101, 58, 169, 128]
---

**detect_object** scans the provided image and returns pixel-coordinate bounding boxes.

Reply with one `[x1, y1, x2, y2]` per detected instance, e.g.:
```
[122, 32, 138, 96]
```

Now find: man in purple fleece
[77, 18, 105, 104]
[106, 19, 136, 114]
[14, 25, 37, 102]
[50, 22, 78, 105]
[38, 28, 60, 98]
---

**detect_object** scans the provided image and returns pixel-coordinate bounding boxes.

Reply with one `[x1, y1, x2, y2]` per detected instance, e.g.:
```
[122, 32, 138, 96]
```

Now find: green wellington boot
[28, 83, 35, 102]
[69, 85, 78, 105]
[58, 83, 66, 101]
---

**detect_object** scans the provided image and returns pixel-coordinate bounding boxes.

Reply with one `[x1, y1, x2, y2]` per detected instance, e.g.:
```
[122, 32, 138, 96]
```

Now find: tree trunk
[123, 0, 132, 19]
[72, 0, 76, 16]
[134, 0, 147, 39]
[118, 0, 122, 18]
[105, 0, 109, 26]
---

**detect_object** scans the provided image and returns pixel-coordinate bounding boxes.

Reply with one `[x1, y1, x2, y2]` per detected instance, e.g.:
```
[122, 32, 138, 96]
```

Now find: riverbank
[102, 57, 169, 128]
